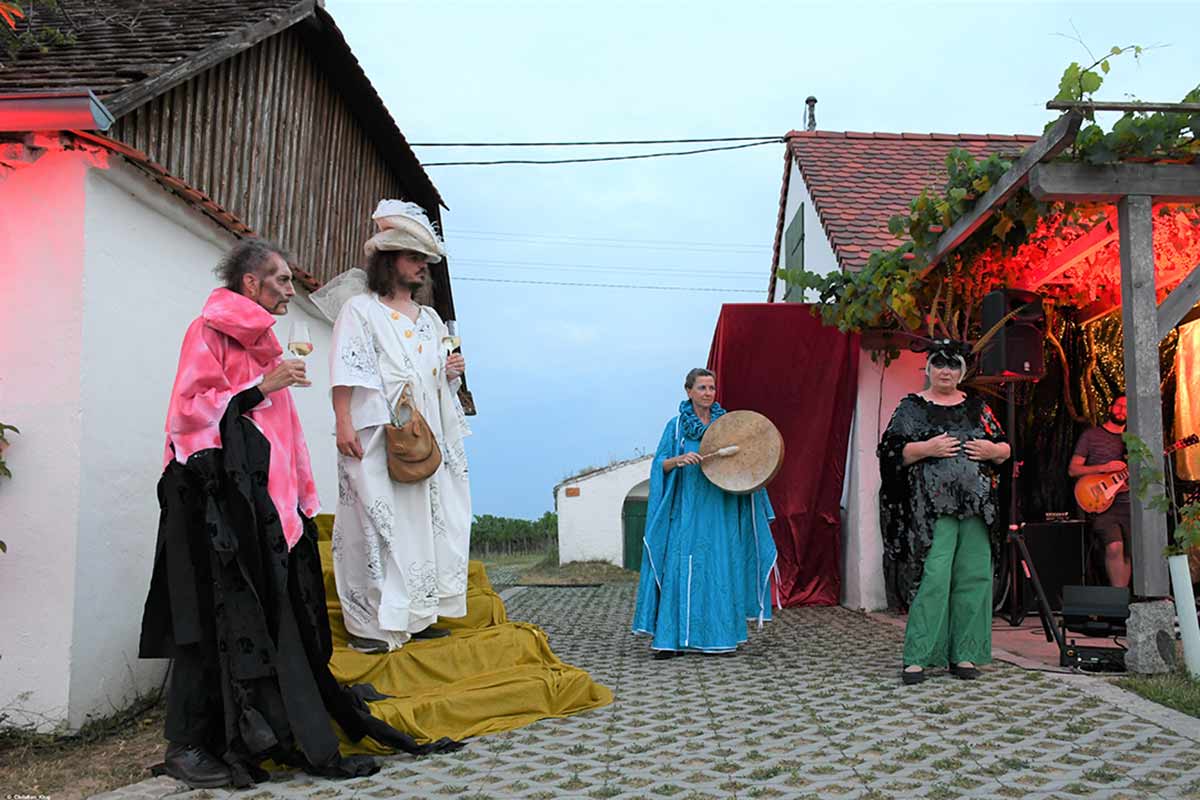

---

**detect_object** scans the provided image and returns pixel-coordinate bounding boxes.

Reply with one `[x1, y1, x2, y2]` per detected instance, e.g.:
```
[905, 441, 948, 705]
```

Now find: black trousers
[164, 644, 222, 748]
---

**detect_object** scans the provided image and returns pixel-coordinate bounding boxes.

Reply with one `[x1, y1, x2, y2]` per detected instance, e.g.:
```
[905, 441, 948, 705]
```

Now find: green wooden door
[622, 498, 648, 570]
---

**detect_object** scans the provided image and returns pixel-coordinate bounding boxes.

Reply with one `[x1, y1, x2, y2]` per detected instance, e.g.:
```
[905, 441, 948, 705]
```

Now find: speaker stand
[1000, 381, 1065, 650]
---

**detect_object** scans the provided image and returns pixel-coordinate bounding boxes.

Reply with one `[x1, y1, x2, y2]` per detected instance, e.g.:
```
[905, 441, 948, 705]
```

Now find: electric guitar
[1073, 434, 1199, 514]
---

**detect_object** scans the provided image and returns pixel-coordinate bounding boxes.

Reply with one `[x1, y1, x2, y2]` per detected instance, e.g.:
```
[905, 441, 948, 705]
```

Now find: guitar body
[1073, 434, 1198, 515]
[1074, 472, 1126, 514]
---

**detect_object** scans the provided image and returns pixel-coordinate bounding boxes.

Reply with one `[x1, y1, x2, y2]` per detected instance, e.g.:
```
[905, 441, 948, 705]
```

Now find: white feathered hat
[363, 199, 446, 262]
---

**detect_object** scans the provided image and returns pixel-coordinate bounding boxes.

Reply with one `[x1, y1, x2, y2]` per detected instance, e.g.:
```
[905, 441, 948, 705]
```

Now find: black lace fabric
[878, 393, 1007, 609]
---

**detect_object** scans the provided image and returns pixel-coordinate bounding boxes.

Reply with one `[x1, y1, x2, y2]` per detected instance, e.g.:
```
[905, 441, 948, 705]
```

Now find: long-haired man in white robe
[312, 201, 472, 653]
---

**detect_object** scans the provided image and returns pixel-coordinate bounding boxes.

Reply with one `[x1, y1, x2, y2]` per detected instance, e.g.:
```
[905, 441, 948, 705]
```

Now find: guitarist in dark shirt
[1068, 396, 1130, 587]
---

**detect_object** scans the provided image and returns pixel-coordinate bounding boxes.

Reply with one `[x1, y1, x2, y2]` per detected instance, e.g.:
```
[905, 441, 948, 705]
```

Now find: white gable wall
[780, 165, 840, 301]
[556, 457, 652, 566]
[841, 350, 928, 610]
[0, 148, 339, 731]
[0, 148, 92, 730]
[66, 159, 338, 729]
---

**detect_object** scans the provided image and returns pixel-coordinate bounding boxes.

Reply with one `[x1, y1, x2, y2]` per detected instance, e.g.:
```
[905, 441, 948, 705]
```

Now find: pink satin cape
[163, 288, 319, 549]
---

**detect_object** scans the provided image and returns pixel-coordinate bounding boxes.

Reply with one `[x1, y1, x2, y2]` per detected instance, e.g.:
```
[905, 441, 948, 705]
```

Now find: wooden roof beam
[1078, 299, 1119, 324]
[1028, 162, 1200, 203]
[1047, 100, 1200, 114]
[1077, 261, 1200, 336]
[1015, 217, 1116, 290]
[921, 110, 1083, 275]
[1158, 262, 1200, 341]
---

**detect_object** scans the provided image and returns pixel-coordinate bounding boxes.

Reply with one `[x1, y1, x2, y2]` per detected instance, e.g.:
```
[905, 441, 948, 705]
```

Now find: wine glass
[442, 320, 461, 356]
[288, 320, 314, 360]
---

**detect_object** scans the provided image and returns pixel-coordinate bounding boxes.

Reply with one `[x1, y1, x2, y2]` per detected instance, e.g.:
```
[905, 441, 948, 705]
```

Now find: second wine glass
[442, 320, 461, 356]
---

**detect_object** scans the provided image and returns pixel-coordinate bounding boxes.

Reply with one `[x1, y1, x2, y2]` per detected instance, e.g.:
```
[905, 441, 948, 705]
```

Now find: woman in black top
[878, 340, 1011, 684]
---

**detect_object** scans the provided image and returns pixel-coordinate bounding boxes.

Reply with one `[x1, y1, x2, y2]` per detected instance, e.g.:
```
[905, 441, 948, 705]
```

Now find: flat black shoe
[162, 742, 232, 789]
[901, 667, 926, 685]
[348, 635, 391, 654]
[652, 649, 683, 660]
[950, 663, 981, 680]
[412, 626, 451, 640]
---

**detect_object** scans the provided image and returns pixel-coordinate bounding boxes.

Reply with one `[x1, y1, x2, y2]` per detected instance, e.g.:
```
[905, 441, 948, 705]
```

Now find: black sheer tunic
[877, 393, 1007, 609]
[140, 388, 458, 786]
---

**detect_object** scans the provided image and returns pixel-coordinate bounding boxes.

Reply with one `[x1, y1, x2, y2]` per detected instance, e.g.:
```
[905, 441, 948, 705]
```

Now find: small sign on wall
[565, 487, 581, 497]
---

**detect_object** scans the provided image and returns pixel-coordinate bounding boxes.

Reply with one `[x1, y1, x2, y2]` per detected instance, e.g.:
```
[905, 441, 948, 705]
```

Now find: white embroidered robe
[329, 292, 472, 648]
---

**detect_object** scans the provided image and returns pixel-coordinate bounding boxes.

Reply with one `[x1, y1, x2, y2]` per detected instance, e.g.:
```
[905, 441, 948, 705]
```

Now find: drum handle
[699, 445, 739, 461]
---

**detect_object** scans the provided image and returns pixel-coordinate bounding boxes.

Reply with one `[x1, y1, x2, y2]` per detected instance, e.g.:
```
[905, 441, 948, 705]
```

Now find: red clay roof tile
[783, 129, 1038, 272]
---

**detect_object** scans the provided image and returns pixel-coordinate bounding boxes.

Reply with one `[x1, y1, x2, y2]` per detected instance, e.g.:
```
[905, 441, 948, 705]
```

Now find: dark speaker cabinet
[1020, 520, 1087, 612]
[979, 288, 1046, 380]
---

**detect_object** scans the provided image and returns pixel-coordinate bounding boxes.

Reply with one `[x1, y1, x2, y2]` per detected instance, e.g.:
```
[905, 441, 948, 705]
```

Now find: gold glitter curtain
[1003, 308, 1184, 521]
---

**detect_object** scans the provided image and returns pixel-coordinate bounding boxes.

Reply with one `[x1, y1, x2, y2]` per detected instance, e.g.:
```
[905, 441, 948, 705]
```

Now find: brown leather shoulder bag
[385, 385, 441, 483]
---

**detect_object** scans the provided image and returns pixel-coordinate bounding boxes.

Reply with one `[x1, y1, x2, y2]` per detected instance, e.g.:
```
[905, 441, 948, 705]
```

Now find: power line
[452, 276, 764, 293]
[452, 257, 765, 278]
[424, 140, 779, 167]
[451, 232, 767, 255]
[450, 228, 768, 252]
[411, 135, 783, 147]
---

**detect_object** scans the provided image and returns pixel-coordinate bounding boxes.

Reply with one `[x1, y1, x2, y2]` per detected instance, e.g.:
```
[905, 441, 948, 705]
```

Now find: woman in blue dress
[632, 368, 778, 659]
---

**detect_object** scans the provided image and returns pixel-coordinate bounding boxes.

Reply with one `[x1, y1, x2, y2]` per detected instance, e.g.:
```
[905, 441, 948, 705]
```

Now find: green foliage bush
[470, 512, 558, 557]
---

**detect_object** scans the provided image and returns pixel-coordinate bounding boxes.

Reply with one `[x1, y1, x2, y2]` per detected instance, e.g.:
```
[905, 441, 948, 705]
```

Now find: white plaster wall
[0, 149, 91, 730]
[780, 164, 840, 301]
[279, 291, 337, 506]
[841, 350, 927, 610]
[556, 458, 652, 566]
[61, 160, 335, 729]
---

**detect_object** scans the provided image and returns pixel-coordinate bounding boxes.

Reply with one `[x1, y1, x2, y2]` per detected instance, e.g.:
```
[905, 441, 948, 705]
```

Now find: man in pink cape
[140, 240, 457, 789]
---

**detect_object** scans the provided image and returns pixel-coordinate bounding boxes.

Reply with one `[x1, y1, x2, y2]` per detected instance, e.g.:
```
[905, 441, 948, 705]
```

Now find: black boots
[162, 742, 232, 788]
[412, 626, 451, 640]
[347, 635, 392, 654]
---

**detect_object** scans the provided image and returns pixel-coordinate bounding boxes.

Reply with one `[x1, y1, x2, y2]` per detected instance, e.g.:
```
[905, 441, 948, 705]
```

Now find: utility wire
[451, 233, 767, 255]
[411, 135, 783, 147]
[451, 226, 768, 248]
[450, 229, 768, 253]
[424, 140, 779, 167]
[452, 257, 765, 278]
[453, 276, 764, 293]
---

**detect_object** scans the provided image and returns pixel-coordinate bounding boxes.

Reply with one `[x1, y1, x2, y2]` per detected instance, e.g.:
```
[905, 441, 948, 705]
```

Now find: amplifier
[1020, 520, 1087, 612]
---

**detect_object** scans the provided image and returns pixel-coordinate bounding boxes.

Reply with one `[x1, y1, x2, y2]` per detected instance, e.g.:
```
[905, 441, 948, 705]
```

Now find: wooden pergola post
[1118, 194, 1169, 596]
[1027, 161, 1200, 597]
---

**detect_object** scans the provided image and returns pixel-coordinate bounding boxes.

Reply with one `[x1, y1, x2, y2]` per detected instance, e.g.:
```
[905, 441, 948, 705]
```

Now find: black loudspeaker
[1020, 521, 1086, 612]
[1061, 585, 1130, 637]
[979, 288, 1045, 380]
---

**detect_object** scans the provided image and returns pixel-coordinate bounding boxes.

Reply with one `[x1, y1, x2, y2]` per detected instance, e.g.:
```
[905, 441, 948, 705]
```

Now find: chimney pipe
[805, 96, 818, 132]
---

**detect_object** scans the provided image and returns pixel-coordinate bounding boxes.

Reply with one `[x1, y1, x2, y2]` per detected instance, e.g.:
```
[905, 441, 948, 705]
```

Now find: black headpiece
[926, 338, 972, 361]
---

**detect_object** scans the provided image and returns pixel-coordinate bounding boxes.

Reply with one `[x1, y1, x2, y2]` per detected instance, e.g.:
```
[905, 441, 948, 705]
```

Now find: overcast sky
[326, 0, 1198, 519]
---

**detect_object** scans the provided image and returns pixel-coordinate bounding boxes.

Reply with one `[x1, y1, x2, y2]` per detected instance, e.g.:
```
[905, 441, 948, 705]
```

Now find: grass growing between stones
[1116, 668, 1200, 718]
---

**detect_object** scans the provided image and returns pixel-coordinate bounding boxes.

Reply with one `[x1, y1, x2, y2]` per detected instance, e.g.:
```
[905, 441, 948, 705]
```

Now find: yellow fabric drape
[313, 516, 612, 752]
[1177, 319, 1200, 481]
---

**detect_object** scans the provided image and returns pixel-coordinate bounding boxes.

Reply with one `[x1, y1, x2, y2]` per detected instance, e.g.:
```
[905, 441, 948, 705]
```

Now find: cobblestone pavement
[94, 584, 1200, 800]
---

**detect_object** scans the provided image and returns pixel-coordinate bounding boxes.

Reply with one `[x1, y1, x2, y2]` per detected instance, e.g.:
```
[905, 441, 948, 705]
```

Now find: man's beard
[404, 269, 428, 293]
[1108, 411, 1126, 425]
[254, 289, 288, 314]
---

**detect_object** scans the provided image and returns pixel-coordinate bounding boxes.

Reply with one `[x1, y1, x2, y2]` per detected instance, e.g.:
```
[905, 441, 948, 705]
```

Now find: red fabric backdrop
[707, 304, 859, 607]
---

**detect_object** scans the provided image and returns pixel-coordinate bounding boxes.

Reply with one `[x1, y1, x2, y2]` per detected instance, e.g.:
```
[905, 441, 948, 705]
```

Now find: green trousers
[903, 514, 992, 668]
